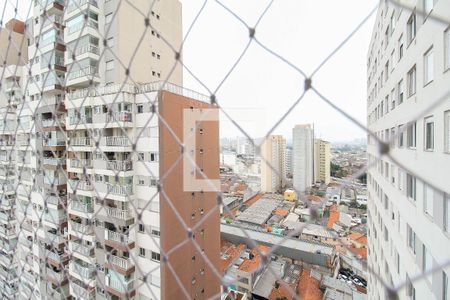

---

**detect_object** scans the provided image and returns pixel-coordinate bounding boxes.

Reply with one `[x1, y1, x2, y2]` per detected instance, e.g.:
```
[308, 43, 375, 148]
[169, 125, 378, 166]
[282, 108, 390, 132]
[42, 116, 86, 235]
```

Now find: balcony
[44, 177, 67, 186]
[46, 267, 66, 283]
[70, 281, 95, 300]
[69, 137, 92, 146]
[45, 231, 66, 245]
[42, 118, 66, 128]
[100, 136, 130, 147]
[107, 183, 133, 196]
[106, 276, 134, 295]
[104, 206, 133, 220]
[69, 240, 94, 257]
[66, 66, 99, 86]
[69, 220, 93, 235]
[70, 200, 93, 213]
[105, 229, 131, 245]
[70, 261, 95, 279]
[22, 271, 36, 285]
[44, 211, 67, 225]
[69, 159, 92, 169]
[69, 116, 93, 126]
[0, 226, 16, 237]
[67, 19, 99, 35]
[106, 255, 133, 271]
[43, 139, 65, 147]
[47, 284, 67, 300]
[46, 249, 68, 264]
[107, 160, 132, 172]
[0, 212, 12, 222]
[66, 0, 98, 14]
[46, 195, 67, 206]
[18, 236, 32, 248]
[68, 179, 93, 191]
[43, 157, 66, 167]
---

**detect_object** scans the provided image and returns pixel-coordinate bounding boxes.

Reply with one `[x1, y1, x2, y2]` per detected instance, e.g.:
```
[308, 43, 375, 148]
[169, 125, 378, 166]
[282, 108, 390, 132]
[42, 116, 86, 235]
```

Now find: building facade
[260, 135, 286, 193]
[0, 0, 221, 299]
[314, 139, 330, 184]
[292, 124, 314, 194]
[367, 1, 450, 299]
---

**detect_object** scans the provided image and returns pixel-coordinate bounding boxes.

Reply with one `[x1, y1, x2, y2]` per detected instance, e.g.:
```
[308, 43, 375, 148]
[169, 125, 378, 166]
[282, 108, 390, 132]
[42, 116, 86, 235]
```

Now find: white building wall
[292, 124, 314, 194]
[367, 1, 450, 299]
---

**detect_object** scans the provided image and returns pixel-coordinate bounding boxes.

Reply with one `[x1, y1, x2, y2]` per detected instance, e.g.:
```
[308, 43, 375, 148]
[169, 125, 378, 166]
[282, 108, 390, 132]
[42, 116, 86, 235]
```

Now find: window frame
[424, 46, 434, 85]
[424, 116, 435, 151]
[407, 65, 417, 97]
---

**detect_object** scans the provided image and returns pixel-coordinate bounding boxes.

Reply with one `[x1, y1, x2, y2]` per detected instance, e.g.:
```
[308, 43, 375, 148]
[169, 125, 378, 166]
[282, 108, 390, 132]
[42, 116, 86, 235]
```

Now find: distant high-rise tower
[260, 135, 286, 193]
[314, 139, 331, 184]
[285, 147, 292, 178]
[292, 124, 314, 194]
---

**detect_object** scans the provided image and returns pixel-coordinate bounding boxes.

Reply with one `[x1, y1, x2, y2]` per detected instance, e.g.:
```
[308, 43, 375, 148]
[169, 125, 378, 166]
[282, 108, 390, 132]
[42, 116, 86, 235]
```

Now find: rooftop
[238, 244, 270, 273]
[236, 194, 282, 225]
[297, 269, 323, 300]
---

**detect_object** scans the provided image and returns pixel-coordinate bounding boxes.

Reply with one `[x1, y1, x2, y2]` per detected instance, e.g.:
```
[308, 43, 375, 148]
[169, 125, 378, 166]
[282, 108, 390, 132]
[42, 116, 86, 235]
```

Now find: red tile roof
[327, 211, 340, 229]
[220, 241, 246, 273]
[238, 245, 270, 273]
[274, 208, 289, 217]
[297, 269, 323, 300]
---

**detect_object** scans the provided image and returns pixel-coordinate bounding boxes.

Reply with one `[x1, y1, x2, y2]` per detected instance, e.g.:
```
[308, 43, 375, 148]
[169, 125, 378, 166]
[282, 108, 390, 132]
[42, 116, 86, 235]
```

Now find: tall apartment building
[285, 146, 292, 178]
[292, 124, 314, 194]
[0, 18, 29, 300]
[314, 139, 330, 185]
[260, 135, 286, 193]
[0, 0, 221, 299]
[367, 1, 450, 299]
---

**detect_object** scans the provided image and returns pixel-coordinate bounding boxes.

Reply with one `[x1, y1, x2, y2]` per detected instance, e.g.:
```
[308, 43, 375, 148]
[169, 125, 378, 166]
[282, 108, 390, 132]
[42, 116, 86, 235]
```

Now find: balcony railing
[68, 19, 99, 35]
[68, 179, 93, 191]
[69, 221, 93, 235]
[0, 226, 16, 236]
[46, 195, 67, 206]
[106, 160, 132, 171]
[44, 177, 66, 186]
[106, 111, 132, 123]
[45, 231, 66, 244]
[67, 66, 99, 81]
[70, 281, 95, 300]
[46, 249, 67, 263]
[70, 261, 95, 279]
[100, 136, 130, 147]
[43, 139, 65, 147]
[44, 211, 67, 225]
[66, 0, 98, 14]
[42, 118, 65, 128]
[107, 255, 133, 270]
[106, 276, 134, 294]
[69, 137, 92, 146]
[107, 183, 133, 196]
[46, 267, 65, 282]
[70, 201, 93, 213]
[43, 157, 66, 166]
[73, 44, 100, 57]
[105, 206, 133, 220]
[69, 240, 94, 257]
[70, 159, 92, 169]
[69, 116, 93, 125]
[105, 229, 130, 244]
[23, 271, 36, 285]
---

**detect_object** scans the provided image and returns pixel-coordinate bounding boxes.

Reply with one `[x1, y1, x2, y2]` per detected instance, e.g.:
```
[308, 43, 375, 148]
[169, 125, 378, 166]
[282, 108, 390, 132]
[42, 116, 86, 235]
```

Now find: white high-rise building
[260, 135, 286, 193]
[285, 147, 292, 178]
[292, 124, 314, 194]
[367, 1, 450, 299]
[0, 1, 221, 299]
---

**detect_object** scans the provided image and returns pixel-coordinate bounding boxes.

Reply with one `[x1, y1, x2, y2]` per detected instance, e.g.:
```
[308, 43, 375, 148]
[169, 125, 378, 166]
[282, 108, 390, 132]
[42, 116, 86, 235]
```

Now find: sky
[2, 0, 378, 142]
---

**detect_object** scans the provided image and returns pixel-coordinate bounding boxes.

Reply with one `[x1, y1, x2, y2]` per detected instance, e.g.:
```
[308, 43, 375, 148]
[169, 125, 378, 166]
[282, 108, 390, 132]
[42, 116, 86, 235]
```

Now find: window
[138, 223, 145, 232]
[423, 245, 433, 283]
[139, 247, 146, 257]
[105, 13, 113, 24]
[445, 29, 450, 71]
[137, 105, 144, 114]
[150, 152, 158, 162]
[151, 228, 160, 236]
[407, 13, 416, 44]
[424, 184, 434, 217]
[151, 251, 160, 261]
[407, 174, 416, 201]
[391, 89, 396, 110]
[107, 37, 114, 48]
[407, 224, 416, 253]
[424, 116, 434, 150]
[407, 65, 416, 96]
[446, 111, 450, 153]
[424, 47, 434, 84]
[445, 194, 450, 233]
[138, 152, 145, 161]
[424, 0, 435, 16]
[407, 122, 416, 148]
[398, 80, 404, 104]
[444, 271, 449, 300]
[106, 60, 114, 71]
[398, 34, 404, 61]
[406, 275, 416, 300]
